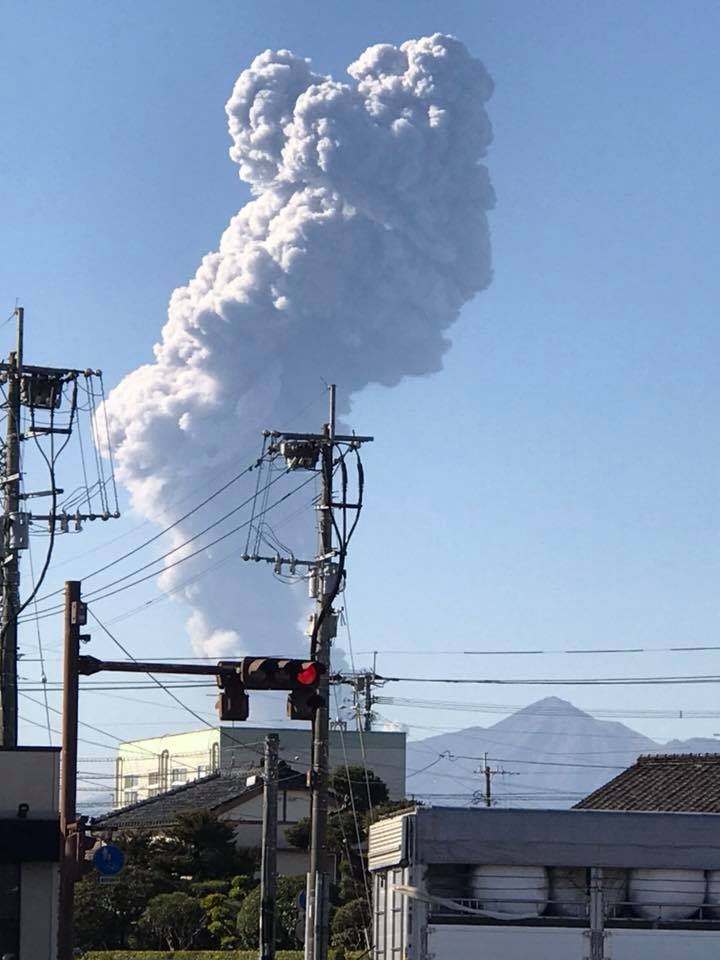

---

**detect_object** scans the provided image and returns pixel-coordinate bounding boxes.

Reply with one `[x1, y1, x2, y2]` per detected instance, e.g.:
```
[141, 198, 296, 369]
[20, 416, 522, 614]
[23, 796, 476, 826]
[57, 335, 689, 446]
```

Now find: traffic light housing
[67, 817, 96, 880]
[215, 658, 324, 722]
[216, 667, 249, 721]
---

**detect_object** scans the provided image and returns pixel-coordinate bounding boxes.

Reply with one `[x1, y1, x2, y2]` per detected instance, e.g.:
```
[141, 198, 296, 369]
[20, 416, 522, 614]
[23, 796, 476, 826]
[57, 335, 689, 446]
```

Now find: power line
[31, 457, 259, 606]
[48, 387, 326, 574]
[371, 673, 720, 687]
[357, 643, 720, 658]
[21, 471, 318, 622]
[374, 696, 720, 721]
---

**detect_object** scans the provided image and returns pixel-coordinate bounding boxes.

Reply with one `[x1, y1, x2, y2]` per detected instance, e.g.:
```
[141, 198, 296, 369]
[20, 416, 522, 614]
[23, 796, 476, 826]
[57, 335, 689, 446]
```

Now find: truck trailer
[367, 805, 720, 959]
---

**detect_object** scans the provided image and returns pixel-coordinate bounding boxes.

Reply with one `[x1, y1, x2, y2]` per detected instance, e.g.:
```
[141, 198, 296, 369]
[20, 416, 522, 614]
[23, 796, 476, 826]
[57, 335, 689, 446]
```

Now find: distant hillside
[406, 696, 718, 808]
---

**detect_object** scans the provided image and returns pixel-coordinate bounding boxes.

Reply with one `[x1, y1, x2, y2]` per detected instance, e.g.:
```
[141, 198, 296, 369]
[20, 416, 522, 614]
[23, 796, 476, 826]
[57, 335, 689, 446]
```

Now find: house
[0, 747, 60, 959]
[114, 724, 406, 807]
[95, 762, 311, 875]
[574, 753, 720, 813]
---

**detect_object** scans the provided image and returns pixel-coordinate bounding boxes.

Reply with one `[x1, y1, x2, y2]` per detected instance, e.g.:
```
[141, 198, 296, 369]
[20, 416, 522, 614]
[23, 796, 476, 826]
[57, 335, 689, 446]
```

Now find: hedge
[82, 952, 365, 959]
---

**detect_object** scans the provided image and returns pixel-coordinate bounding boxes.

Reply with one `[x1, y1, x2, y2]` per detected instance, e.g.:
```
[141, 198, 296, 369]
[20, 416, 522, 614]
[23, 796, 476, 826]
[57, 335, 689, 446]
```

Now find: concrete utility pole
[0, 306, 120, 746]
[0, 306, 23, 746]
[306, 386, 336, 960]
[260, 733, 279, 960]
[263, 385, 372, 960]
[361, 671, 375, 733]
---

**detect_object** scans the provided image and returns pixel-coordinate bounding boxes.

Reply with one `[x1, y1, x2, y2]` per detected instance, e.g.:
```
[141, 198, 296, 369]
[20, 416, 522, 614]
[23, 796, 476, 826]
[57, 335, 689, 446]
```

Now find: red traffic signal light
[296, 663, 320, 686]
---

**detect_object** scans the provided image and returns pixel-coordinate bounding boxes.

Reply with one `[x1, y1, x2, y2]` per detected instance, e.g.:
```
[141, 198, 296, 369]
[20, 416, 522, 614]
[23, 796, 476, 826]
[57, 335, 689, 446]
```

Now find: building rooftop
[94, 762, 306, 830]
[574, 753, 720, 813]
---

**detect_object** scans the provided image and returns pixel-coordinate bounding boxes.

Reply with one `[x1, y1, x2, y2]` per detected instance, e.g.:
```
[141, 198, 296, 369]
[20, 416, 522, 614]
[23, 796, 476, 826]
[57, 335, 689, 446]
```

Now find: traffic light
[215, 658, 324, 722]
[67, 817, 96, 879]
[216, 667, 249, 721]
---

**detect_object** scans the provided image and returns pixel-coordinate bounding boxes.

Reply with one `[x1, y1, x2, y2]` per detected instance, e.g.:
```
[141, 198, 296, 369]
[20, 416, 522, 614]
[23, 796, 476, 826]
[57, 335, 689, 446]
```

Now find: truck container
[368, 806, 720, 959]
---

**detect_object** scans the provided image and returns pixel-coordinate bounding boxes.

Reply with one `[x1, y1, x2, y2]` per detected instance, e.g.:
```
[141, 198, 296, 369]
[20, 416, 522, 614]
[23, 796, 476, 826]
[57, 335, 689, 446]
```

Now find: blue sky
[2, 1, 720, 779]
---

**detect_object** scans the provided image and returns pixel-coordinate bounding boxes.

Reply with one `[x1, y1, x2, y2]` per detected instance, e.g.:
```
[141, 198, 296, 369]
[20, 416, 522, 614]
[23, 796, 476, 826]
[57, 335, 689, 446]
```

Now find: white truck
[367, 806, 720, 959]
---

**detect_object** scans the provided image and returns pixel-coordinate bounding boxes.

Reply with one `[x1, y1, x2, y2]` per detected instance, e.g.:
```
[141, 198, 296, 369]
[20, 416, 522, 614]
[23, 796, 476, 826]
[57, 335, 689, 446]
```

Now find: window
[171, 768, 187, 783]
[148, 788, 160, 798]
[197, 764, 208, 777]
[123, 791, 138, 804]
[123, 775, 138, 788]
[148, 772, 160, 785]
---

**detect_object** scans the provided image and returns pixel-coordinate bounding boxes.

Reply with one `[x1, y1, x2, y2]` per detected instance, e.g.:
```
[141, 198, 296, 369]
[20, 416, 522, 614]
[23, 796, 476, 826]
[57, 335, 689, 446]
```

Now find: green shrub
[81, 951, 364, 959]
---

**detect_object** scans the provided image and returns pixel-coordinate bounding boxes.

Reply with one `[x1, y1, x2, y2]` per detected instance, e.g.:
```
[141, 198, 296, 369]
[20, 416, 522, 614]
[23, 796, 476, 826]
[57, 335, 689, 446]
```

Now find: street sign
[93, 844, 125, 877]
[296, 888, 307, 912]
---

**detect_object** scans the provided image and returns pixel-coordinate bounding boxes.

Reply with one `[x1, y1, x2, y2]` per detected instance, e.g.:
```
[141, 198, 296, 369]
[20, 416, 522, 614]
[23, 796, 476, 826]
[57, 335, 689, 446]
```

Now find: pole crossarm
[265, 430, 374, 445]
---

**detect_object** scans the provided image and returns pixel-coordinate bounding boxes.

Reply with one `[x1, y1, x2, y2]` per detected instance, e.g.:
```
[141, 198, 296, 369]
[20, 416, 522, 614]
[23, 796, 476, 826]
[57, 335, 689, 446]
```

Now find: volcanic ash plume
[104, 34, 495, 657]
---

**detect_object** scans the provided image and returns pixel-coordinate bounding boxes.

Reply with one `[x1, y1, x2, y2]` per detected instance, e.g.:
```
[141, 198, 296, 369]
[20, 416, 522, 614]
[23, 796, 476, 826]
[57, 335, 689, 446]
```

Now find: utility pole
[57, 580, 83, 960]
[476, 754, 517, 808]
[361, 669, 376, 733]
[0, 306, 23, 746]
[260, 732, 279, 960]
[0, 306, 120, 746]
[258, 387, 371, 960]
[306, 385, 336, 960]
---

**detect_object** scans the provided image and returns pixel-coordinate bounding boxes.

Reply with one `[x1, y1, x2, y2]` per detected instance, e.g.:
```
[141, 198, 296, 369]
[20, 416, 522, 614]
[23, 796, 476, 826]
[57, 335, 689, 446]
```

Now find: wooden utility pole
[260, 733, 279, 960]
[0, 306, 23, 746]
[306, 386, 336, 960]
[57, 580, 83, 960]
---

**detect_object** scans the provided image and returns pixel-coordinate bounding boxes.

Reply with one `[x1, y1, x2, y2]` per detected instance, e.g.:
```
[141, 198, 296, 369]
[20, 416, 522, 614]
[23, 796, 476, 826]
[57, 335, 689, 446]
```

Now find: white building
[0, 747, 60, 959]
[114, 725, 406, 807]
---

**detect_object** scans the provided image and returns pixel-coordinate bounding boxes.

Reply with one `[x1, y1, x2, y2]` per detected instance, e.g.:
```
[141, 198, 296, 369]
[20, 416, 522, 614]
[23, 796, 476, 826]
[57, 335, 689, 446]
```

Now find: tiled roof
[574, 753, 720, 813]
[93, 763, 306, 829]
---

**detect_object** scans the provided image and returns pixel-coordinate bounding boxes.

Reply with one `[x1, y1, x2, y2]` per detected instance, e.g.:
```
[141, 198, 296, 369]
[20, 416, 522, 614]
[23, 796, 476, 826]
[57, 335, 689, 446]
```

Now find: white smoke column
[104, 34, 494, 658]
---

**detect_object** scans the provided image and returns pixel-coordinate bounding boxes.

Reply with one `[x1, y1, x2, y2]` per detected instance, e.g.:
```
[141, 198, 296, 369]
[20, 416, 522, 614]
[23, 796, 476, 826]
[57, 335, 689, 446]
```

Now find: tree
[139, 891, 206, 951]
[73, 811, 259, 952]
[200, 875, 255, 949]
[332, 897, 370, 950]
[331, 766, 389, 813]
[154, 809, 257, 881]
[236, 875, 306, 949]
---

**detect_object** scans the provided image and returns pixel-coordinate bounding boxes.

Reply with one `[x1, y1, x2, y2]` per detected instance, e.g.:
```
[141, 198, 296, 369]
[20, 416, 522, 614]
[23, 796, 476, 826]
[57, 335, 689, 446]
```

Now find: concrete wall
[0, 748, 60, 960]
[221, 726, 407, 798]
[0, 748, 58, 817]
[221, 786, 311, 876]
[19, 862, 58, 959]
[115, 723, 407, 808]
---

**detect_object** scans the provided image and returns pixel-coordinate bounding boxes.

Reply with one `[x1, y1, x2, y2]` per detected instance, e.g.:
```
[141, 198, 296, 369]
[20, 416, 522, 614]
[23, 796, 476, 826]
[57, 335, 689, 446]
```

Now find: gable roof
[93, 763, 306, 830]
[574, 753, 720, 813]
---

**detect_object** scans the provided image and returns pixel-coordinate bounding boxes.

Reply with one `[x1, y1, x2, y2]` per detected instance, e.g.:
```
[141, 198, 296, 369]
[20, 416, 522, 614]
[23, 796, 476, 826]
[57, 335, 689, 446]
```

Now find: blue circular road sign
[93, 844, 125, 876]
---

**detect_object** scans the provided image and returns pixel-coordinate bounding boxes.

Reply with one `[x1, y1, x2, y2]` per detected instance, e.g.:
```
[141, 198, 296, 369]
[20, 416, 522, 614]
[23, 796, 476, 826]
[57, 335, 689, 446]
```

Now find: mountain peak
[513, 696, 592, 719]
